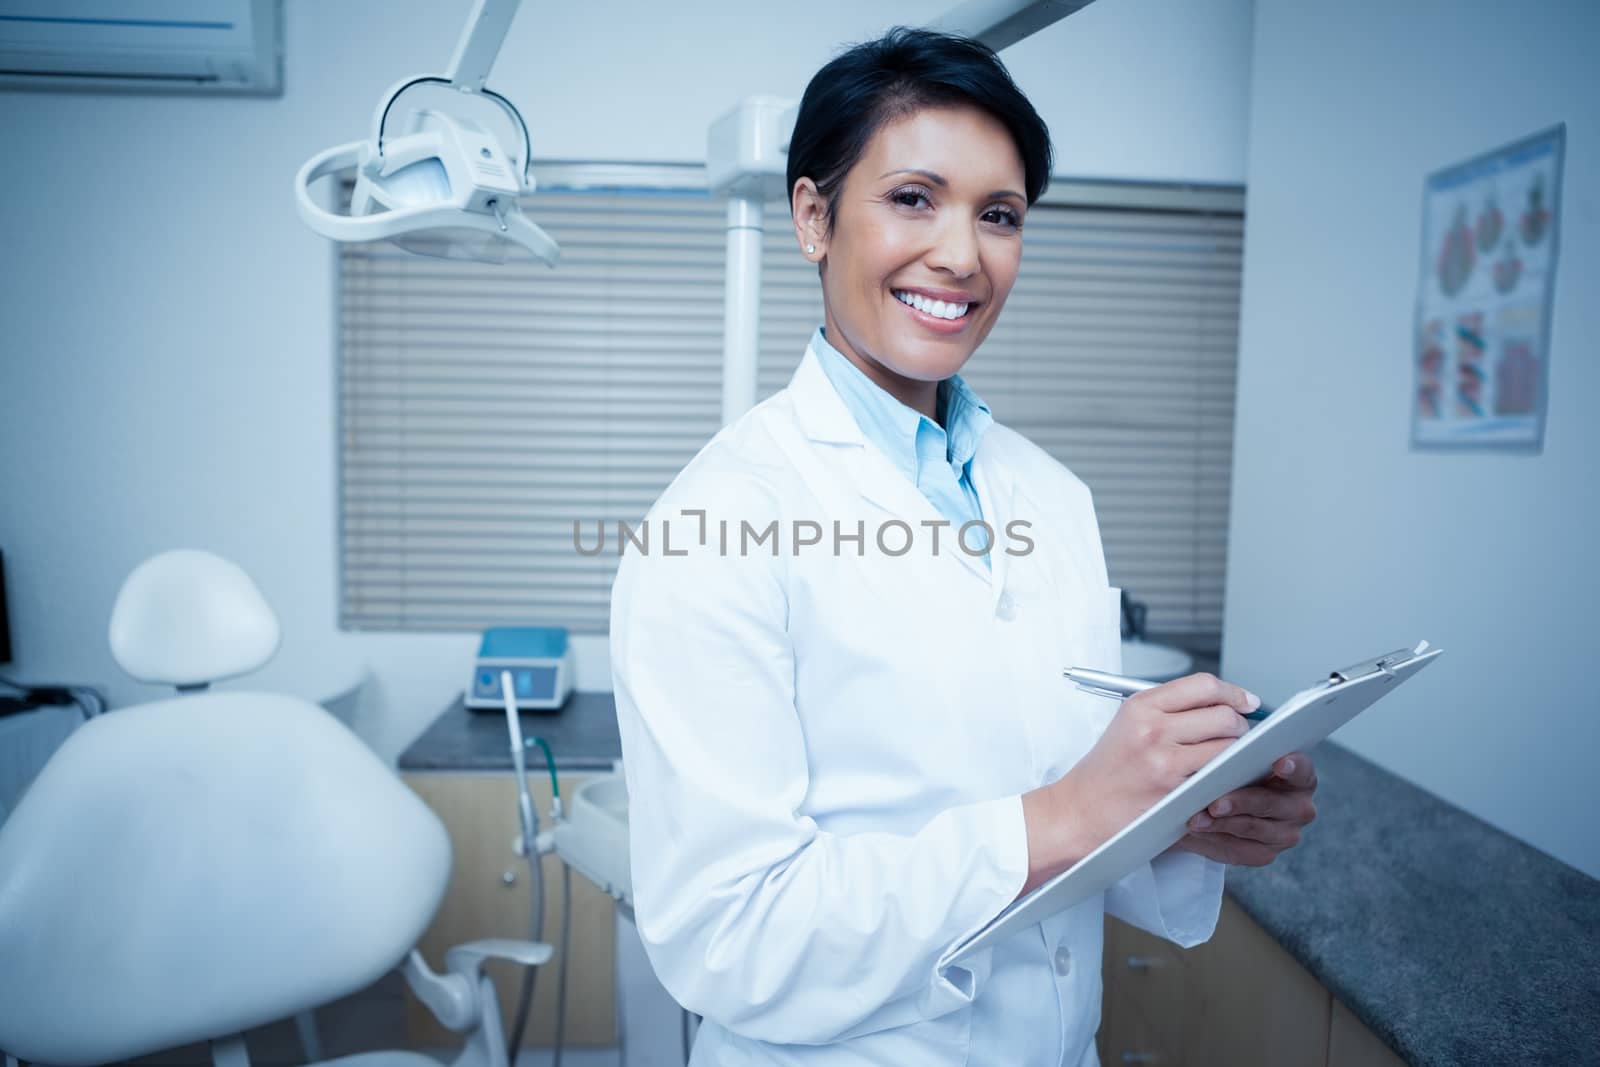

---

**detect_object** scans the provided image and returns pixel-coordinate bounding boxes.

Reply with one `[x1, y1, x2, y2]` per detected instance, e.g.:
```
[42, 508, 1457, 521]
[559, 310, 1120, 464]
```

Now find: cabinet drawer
[1100, 898, 1330, 1067]
[402, 772, 617, 1048]
[1329, 997, 1408, 1067]
[1181, 897, 1329, 1067]
[1100, 917, 1187, 1064]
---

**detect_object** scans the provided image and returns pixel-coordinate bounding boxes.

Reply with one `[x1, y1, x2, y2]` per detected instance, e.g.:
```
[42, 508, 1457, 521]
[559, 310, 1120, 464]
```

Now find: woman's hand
[1020, 673, 1257, 897]
[1168, 753, 1318, 866]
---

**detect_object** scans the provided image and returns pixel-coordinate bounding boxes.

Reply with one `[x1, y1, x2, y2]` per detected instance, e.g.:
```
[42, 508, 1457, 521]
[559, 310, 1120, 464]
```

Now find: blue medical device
[467, 626, 575, 711]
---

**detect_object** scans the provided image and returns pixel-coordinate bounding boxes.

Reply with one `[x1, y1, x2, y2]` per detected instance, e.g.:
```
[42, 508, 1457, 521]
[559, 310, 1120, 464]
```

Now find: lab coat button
[1053, 945, 1073, 976]
[996, 593, 1017, 621]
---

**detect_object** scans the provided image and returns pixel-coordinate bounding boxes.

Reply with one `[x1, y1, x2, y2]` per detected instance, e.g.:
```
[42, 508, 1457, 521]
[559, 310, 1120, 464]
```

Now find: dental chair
[0, 549, 549, 1067]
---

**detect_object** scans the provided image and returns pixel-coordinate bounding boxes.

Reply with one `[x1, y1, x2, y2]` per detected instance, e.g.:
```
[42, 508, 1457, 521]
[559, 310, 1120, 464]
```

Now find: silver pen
[1061, 666, 1159, 701]
[1063, 666, 1269, 722]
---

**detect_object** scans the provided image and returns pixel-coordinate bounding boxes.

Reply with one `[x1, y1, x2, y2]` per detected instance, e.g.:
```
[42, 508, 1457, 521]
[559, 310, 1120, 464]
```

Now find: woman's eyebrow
[879, 168, 1024, 203]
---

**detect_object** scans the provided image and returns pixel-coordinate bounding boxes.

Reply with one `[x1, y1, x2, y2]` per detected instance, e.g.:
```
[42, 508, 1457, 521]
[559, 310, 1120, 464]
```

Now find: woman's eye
[891, 188, 931, 209]
[984, 206, 1021, 228]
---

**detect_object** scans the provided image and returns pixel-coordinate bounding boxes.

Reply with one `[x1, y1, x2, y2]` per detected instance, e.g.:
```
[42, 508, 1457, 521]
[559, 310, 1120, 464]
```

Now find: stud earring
[806, 244, 816, 254]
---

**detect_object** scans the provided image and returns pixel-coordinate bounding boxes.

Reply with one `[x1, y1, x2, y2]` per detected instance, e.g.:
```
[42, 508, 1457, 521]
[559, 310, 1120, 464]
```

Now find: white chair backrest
[109, 549, 280, 688]
[0, 692, 451, 1066]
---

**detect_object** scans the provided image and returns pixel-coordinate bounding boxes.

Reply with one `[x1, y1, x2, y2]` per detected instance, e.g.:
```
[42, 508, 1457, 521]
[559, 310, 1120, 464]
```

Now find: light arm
[928, 0, 1099, 50]
[445, 0, 523, 91]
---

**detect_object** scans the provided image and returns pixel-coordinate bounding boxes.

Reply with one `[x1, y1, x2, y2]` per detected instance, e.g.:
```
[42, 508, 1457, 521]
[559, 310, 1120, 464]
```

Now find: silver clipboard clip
[1329, 641, 1430, 684]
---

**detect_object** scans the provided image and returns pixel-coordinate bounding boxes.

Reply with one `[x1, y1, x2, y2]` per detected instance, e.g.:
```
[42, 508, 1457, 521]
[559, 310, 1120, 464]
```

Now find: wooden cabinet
[1099, 896, 1405, 1066]
[400, 772, 617, 1049]
[1328, 999, 1407, 1067]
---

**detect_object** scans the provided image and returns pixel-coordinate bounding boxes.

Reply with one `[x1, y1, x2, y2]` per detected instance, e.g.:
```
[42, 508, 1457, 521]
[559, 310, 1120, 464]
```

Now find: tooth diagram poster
[1411, 125, 1563, 452]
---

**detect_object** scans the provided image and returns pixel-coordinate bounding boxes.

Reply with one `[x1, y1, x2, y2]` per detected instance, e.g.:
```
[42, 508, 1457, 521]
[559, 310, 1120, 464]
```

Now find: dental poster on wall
[1411, 124, 1563, 452]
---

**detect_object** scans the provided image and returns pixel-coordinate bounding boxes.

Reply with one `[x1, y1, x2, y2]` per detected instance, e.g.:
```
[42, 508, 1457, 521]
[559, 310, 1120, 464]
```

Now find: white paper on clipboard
[947, 642, 1444, 966]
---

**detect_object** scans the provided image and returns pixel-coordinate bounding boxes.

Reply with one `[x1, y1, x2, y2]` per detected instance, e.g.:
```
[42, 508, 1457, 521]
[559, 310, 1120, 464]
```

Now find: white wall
[1004, 0, 1253, 184]
[0, 0, 1252, 762]
[1225, 0, 1599, 877]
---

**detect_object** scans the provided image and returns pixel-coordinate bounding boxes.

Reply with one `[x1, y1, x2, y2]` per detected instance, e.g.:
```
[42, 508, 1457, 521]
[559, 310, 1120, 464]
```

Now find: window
[338, 167, 724, 632]
[339, 167, 1243, 643]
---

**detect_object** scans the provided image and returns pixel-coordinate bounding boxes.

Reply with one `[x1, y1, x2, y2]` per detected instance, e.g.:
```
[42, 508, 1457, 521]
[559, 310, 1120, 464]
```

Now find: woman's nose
[926, 218, 981, 278]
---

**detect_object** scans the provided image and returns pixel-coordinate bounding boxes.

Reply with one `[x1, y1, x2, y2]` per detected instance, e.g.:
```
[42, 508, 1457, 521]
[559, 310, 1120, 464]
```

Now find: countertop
[1227, 742, 1600, 1066]
[398, 690, 621, 772]
[397, 695, 1600, 1063]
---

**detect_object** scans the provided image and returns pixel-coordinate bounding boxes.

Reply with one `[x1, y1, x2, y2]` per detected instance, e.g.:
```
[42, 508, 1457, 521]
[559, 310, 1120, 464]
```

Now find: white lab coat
[610, 338, 1224, 1066]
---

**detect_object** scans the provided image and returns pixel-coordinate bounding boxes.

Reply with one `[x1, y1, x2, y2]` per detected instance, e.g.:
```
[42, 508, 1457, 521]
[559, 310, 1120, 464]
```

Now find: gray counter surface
[1228, 742, 1600, 1066]
[397, 696, 1600, 1063]
[398, 690, 620, 772]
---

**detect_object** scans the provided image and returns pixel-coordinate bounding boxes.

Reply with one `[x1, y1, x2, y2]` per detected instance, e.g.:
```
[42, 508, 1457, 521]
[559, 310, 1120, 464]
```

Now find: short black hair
[787, 26, 1053, 237]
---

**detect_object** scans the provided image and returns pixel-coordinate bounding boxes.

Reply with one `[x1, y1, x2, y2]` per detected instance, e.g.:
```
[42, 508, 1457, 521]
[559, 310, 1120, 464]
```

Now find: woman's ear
[791, 177, 828, 262]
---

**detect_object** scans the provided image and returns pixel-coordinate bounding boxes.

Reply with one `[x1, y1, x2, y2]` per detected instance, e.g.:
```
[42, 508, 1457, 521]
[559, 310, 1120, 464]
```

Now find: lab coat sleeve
[1103, 849, 1224, 947]
[610, 486, 1029, 1046]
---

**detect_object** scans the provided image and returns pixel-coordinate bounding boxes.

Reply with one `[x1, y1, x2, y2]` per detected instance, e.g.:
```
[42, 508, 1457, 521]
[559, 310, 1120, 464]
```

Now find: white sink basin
[553, 773, 632, 910]
[1119, 640, 1195, 682]
[578, 773, 628, 821]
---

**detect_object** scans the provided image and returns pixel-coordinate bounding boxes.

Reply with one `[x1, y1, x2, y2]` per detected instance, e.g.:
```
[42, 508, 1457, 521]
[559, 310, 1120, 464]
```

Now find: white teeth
[893, 290, 970, 320]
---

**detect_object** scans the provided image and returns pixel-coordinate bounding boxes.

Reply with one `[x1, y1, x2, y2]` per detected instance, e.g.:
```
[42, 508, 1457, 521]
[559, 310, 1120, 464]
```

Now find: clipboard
[947, 641, 1444, 965]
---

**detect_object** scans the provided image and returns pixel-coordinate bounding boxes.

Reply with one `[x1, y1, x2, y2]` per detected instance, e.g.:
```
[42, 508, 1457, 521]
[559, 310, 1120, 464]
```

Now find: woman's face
[793, 103, 1028, 415]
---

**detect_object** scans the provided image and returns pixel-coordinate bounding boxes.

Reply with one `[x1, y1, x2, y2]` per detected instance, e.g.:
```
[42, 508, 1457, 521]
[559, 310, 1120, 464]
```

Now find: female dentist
[610, 27, 1318, 1067]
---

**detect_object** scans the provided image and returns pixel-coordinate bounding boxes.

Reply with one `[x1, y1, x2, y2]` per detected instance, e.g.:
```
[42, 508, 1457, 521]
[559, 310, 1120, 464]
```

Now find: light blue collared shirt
[811, 326, 994, 567]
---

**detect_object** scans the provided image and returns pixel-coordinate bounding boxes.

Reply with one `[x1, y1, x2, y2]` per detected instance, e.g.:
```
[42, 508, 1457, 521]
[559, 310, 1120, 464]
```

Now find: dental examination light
[708, 0, 1096, 424]
[294, 0, 558, 265]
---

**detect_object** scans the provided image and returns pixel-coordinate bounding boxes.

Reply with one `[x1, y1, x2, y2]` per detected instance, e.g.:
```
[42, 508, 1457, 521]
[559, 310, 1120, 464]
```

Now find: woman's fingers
[1167, 703, 1251, 744]
[1173, 831, 1281, 867]
[1140, 672, 1260, 717]
[1202, 785, 1317, 824]
[1187, 813, 1303, 847]
[1269, 752, 1318, 791]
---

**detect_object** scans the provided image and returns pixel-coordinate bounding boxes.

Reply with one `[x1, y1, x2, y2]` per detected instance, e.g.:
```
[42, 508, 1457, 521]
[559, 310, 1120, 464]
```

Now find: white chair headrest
[108, 549, 280, 688]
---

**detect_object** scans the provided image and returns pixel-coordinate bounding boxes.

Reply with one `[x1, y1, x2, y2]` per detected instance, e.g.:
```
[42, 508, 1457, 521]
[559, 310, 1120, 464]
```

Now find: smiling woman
[609, 25, 1314, 1067]
[785, 28, 1051, 417]
[797, 106, 1023, 369]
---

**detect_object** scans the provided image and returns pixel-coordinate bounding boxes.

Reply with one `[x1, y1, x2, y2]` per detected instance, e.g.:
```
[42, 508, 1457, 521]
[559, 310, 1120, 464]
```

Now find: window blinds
[339, 187, 728, 632]
[339, 172, 1242, 640]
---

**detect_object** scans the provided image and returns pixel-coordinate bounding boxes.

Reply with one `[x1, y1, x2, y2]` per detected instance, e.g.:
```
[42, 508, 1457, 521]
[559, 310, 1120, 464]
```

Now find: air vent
[0, 1, 282, 95]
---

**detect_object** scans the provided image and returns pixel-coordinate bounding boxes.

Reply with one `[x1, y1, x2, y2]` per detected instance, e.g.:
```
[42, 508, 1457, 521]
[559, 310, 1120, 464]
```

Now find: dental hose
[507, 794, 572, 1066]
[509, 859, 573, 1063]
[509, 745, 567, 1062]
[507, 843, 545, 1060]
[500, 670, 568, 1064]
